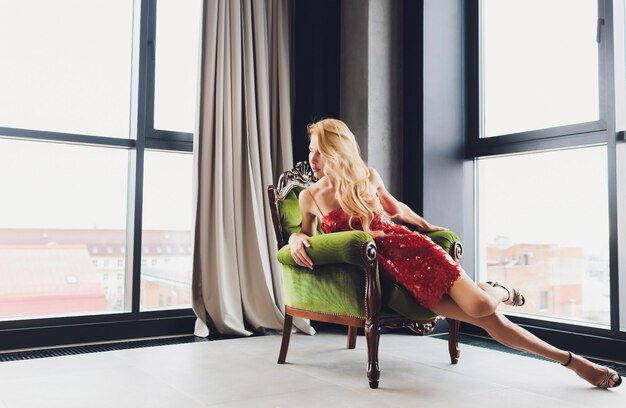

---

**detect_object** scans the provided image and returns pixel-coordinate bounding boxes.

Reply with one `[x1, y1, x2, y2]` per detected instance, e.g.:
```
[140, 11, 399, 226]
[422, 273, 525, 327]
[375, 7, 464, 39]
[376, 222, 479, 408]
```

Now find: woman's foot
[486, 281, 526, 306]
[563, 351, 622, 389]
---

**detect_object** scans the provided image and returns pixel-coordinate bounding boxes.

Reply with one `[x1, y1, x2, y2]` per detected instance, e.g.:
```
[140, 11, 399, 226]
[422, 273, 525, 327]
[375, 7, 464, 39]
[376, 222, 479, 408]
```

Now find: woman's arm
[288, 188, 317, 269]
[369, 168, 447, 232]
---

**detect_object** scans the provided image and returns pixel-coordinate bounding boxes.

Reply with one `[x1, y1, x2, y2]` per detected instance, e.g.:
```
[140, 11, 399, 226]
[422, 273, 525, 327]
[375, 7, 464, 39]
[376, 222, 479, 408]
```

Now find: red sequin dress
[321, 209, 462, 309]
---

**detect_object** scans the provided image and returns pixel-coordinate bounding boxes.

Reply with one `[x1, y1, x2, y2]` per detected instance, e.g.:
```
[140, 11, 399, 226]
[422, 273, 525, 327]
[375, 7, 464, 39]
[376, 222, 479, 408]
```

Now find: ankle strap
[561, 351, 573, 367]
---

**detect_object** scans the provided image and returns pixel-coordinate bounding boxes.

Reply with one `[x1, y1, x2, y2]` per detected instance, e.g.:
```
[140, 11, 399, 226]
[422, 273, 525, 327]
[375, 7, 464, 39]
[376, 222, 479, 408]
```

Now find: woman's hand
[422, 223, 448, 232]
[289, 232, 314, 269]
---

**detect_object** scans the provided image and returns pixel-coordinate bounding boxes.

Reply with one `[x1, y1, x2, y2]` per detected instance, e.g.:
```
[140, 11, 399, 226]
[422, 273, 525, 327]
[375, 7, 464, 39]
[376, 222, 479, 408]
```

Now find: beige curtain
[192, 0, 313, 336]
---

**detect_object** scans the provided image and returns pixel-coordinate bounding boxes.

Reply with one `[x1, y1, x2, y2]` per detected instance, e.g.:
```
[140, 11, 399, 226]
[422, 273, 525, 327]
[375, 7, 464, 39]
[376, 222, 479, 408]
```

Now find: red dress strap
[306, 189, 325, 218]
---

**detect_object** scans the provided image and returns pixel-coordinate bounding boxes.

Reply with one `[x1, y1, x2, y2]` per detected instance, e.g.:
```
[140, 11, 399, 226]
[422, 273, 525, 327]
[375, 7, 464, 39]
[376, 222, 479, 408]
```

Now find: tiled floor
[0, 332, 623, 407]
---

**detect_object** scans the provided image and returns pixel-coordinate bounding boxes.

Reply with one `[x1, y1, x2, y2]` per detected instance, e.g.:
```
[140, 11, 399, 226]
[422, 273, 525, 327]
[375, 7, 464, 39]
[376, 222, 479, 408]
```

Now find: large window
[478, 147, 610, 326]
[482, 0, 600, 137]
[471, 0, 625, 339]
[141, 151, 194, 311]
[0, 0, 134, 138]
[0, 0, 202, 343]
[0, 139, 130, 319]
[153, 0, 202, 133]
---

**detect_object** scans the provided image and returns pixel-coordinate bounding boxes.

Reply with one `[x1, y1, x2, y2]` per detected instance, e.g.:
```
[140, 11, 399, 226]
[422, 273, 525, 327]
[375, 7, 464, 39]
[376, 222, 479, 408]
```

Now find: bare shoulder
[299, 186, 312, 207]
[298, 186, 317, 215]
[368, 167, 381, 179]
[367, 167, 384, 188]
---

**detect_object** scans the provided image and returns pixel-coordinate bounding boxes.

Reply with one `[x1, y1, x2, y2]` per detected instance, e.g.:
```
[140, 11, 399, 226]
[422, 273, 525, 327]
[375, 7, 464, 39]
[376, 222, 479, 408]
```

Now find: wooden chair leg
[447, 318, 460, 364]
[277, 313, 293, 364]
[347, 326, 357, 349]
[365, 322, 381, 388]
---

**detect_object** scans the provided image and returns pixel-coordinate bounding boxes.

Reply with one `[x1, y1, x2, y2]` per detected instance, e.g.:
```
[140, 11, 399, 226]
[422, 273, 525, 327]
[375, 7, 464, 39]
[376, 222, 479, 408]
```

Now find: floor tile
[0, 331, 622, 408]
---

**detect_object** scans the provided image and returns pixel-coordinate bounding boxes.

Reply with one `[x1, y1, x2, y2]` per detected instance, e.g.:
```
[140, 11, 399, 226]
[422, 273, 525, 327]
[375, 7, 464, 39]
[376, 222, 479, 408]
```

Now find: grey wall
[306, 0, 473, 276]
[423, 0, 474, 276]
[340, 0, 369, 159]
[340, 0, 403, 198]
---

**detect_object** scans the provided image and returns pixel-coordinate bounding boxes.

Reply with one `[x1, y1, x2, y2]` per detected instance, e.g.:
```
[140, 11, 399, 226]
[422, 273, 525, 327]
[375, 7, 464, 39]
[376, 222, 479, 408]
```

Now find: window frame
[143, 0, 194, 153]
[466, 0, 625, 342]
[0, 0, 196, 351]
[466, 0, 609, 158]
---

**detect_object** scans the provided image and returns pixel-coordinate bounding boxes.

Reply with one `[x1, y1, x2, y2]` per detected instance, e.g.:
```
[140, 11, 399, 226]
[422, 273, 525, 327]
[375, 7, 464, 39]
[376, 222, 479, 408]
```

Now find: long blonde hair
[307, 119, 379, 234]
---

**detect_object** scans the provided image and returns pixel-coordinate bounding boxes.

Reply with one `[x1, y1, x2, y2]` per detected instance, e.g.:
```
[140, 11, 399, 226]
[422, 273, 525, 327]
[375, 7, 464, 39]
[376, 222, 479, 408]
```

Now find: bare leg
[431, 296, 621, 388]
[445, 271, 509, 318]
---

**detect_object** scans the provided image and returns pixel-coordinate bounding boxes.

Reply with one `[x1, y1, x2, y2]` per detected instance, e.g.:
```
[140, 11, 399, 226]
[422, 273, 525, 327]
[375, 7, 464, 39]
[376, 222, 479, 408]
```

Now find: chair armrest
[426, 230, 463, 261]
[277, 230, 375, 268]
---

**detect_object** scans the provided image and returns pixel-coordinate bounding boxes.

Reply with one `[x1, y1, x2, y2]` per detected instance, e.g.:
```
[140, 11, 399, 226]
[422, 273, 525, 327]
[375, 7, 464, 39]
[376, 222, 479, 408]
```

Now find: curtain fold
[192, 0, 313, 337]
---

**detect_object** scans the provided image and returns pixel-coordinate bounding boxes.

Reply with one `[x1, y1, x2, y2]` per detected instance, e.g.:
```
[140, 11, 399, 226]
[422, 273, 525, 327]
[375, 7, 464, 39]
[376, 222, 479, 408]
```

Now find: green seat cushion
[281, 263, 367, 318]
[385, 284, 439, 320]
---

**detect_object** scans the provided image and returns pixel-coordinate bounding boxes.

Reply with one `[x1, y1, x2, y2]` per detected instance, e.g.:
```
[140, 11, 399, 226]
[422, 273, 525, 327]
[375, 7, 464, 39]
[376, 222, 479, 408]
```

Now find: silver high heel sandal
[486, 281, 526, 306]
[596, 367, 622, 389]
[562, 351, 622, 389]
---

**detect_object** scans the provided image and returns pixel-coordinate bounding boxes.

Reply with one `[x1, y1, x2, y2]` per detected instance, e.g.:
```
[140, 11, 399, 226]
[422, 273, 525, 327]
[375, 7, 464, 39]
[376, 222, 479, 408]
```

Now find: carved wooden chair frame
[268, 161, 461, 388]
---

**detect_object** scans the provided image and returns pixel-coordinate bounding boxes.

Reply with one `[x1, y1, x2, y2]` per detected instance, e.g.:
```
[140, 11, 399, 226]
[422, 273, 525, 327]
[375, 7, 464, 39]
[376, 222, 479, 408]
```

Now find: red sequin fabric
[322, 209, 462, 309]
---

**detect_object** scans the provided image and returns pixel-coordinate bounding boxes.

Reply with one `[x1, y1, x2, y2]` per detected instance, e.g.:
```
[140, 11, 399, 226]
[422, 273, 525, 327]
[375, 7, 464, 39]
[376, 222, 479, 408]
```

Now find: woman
[288, 118, 621, 390]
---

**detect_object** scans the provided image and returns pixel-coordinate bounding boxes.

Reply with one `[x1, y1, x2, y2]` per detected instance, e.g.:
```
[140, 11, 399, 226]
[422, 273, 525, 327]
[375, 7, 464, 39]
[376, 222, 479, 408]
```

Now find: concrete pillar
[340, 0, 403, 197]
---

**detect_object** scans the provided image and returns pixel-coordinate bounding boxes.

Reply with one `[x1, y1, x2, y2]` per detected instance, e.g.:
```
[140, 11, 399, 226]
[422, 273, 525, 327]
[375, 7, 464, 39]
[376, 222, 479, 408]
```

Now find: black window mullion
[0, 127, 136, 149]
[145, 138, 193, 153]
[146, 0, 158, 138]
[130, 0, 152, 316]
[599, 0, 621, 335]
[466, 123, 607, 158]
[597, 0, 608, 128]
[465, 0, 480, 149]
[150, 129, 193, 142]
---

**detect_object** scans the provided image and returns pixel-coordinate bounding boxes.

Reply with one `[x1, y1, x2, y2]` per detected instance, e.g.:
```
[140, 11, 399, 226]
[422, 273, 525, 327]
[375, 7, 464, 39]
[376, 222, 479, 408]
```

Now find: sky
[0, 138, 193, 231]
[477, 146, 609, 256]
[478, 0, 610, 260]
[0, 0, 201, 232]
[483, 0, 599, 137]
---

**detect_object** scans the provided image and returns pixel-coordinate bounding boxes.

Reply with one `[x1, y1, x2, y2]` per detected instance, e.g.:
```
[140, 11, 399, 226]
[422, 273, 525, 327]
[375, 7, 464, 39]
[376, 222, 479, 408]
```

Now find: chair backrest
[267, 161, 319, 249]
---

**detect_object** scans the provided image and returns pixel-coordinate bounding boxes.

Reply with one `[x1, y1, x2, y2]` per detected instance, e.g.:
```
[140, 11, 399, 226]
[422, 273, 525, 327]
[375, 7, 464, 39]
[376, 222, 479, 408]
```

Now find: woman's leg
[432, 295, 566, 361]
[431, 296, 621, 388]
[444, 271, 510, 318]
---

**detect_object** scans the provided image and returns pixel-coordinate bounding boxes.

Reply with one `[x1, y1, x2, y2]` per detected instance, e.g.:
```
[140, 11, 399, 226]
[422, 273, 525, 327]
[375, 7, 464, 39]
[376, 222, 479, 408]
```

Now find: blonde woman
[288, 118, 621, 390]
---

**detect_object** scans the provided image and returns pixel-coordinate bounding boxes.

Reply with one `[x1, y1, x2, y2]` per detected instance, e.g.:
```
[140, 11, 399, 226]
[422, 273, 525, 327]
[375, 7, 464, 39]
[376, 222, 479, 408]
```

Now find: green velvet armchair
[268, 162, 463, 389]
